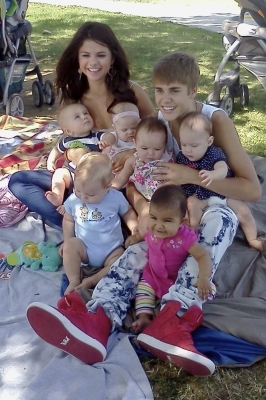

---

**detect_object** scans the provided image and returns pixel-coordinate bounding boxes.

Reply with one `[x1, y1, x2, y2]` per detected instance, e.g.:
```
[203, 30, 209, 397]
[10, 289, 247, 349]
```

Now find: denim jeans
[8, 170, 64, 227]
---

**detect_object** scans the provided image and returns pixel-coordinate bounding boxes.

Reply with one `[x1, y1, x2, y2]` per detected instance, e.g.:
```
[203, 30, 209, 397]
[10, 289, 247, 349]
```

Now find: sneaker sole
[137, 333, 215, 376]
[27, 302, 106, 364]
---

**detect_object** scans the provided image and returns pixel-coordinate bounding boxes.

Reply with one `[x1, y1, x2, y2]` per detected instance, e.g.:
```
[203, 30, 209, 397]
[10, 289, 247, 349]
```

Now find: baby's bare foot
[45, 191, 62, 207]
[64, 280, 80, 295]
[57, 205, 66, 215]
[131, 316, 152, 334]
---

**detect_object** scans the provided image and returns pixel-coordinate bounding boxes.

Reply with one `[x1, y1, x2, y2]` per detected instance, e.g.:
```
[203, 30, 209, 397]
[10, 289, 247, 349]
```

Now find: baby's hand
[47, 160, 56, 172]
[56, 205, 66, 215]
[195, 276, 212, 300]
[199, 170, 215, 186]
[99, 140, 112, 150]
[125, 232, 143, 248]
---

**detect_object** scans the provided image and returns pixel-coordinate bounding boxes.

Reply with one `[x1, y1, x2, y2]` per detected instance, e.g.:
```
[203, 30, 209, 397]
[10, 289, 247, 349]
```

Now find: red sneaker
[137, 301, 215, 376]
[27, 293, 111, 364]
[179, 304, 203, 331]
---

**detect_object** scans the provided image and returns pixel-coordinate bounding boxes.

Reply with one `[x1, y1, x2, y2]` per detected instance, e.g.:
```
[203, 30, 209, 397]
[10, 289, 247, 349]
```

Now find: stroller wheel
[239, 84, 249, 107]
[44, 80, 55, 106]
[6, 94, 24, 117]
[32, 81, 44, 108]
[220, 94, 234, 117]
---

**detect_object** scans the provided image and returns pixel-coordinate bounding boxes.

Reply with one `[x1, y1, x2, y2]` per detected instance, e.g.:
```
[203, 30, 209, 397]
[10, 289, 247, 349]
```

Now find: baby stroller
[0, 0, 55, 117]
[206, 0, 266, 117]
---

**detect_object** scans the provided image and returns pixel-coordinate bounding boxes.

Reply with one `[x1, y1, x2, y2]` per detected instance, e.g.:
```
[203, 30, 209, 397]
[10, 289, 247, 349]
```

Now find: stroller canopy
[235, 0, 266, 26]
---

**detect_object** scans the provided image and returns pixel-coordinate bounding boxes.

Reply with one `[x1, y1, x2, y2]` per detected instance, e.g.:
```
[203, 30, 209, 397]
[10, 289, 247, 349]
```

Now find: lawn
[26, 3, 266, 399]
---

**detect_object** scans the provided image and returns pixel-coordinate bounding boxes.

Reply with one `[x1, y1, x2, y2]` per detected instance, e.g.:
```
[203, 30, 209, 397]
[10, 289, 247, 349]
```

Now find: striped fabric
[135, 279, 156, 316]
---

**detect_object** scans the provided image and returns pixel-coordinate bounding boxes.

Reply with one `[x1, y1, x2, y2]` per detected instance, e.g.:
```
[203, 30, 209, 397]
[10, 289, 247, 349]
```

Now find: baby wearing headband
[101, 102, 140, 158]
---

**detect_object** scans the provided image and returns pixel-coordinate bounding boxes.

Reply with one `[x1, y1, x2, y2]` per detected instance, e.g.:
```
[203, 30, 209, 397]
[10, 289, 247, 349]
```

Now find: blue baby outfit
[177, 145, 234, 200]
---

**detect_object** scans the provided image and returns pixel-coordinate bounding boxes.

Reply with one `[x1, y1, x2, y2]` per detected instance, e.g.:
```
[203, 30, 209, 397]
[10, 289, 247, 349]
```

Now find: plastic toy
[6, 241, 62, 272]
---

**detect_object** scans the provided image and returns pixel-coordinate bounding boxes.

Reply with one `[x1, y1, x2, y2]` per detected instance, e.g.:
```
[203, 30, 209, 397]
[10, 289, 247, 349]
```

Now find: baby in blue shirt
[59, 152, 139, 294]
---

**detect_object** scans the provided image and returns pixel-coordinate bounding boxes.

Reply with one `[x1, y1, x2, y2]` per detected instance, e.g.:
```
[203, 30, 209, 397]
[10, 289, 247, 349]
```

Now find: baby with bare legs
[177, 112, 263, 251]
[46, 103, 112, 214]
[59, 152, 139, 294]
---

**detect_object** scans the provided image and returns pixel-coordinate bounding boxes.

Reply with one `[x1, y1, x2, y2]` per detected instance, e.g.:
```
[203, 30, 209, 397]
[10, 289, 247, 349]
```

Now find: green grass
[27, 3, 266, 398]
[27, 3, 266, 157]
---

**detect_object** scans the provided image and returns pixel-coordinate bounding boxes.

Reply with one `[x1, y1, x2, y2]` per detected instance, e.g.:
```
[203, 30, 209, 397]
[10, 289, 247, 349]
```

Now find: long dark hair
[55, 21, 137, 108]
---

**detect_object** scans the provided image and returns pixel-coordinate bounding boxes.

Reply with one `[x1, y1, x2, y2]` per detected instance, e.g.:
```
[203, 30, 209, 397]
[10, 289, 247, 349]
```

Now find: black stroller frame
[206, 0, 266, 117]
[0, 0, 55, 117]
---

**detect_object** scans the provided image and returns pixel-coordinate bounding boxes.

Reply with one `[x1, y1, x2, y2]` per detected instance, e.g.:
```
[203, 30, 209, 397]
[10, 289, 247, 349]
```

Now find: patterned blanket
[0, 115, 62, 177]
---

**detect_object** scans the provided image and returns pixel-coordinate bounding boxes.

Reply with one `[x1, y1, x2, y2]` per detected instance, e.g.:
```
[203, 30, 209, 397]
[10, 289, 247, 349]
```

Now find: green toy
[7, 241, 62, 272]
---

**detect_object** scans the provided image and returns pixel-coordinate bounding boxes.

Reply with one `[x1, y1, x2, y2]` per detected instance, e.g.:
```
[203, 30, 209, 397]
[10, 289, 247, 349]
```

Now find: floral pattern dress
[129, 149, 173, 201]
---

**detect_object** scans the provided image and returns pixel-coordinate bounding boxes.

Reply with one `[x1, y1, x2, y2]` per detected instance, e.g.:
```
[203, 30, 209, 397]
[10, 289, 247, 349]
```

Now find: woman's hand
[152, 162, 198, 186]
[112, 149, 135, 174]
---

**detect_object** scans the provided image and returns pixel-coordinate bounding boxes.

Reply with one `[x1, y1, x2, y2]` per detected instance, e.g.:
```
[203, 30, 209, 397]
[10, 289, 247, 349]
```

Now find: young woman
[8, 21, 155, 227]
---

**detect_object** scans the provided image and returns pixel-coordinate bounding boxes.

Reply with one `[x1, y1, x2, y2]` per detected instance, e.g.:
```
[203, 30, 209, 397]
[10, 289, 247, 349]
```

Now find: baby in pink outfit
[131, 184, 214, 334]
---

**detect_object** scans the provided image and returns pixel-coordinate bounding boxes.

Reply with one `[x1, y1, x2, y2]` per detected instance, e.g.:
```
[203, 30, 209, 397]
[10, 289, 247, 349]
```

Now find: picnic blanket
[0, 115, 62, 177]
[1, 116, 266, 398]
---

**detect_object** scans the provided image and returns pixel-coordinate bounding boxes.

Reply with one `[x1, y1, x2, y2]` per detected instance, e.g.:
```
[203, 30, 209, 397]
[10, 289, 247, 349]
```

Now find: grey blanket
[203, 155, 266, 347]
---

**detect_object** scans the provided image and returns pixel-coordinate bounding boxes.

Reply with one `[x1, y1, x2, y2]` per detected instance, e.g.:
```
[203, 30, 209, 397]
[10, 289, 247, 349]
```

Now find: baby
[59, 152, 139, 295]
[111, 117, 173, 200]
[101, 102, 140, 158]
[45, 103, 111, 213]
[131, 184, 213, 333]
[178, 111, 262, 251]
